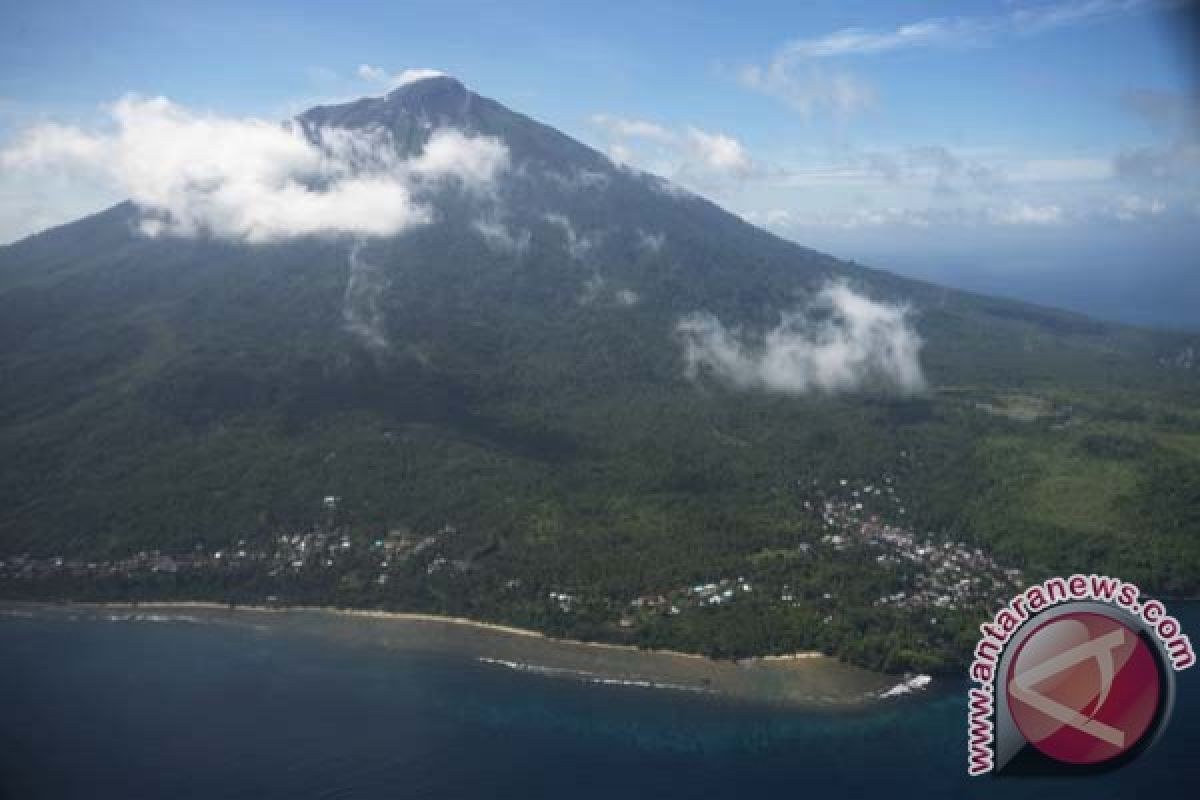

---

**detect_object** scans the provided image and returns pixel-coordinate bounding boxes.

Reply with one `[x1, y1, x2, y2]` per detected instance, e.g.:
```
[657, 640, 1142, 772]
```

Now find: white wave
[104, 612, 203, 624]
[878, 674, 932, 698]
[476, 656, 714, 694]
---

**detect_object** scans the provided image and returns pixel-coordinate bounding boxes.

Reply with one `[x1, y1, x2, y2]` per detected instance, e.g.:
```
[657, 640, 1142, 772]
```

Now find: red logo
[1006, 612, 1162, 765]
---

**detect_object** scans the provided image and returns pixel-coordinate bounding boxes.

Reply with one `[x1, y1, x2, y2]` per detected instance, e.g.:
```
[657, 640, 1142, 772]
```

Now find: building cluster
[809, 477, 1023, 613]
[0, 499, 464, 591]
[677, 576, 755, 608]
[555, 473, 1024, 634]
[372, 524, 463, 584]
[614, 576, 755, 626]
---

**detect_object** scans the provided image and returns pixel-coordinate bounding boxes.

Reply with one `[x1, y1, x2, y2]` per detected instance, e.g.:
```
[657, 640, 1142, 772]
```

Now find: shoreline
[57, 600, 826, 664]
[3, 600, 922, 707]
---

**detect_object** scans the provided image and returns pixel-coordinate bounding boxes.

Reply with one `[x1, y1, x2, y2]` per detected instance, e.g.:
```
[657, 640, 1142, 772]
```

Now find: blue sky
[1, 0, 1198, 326]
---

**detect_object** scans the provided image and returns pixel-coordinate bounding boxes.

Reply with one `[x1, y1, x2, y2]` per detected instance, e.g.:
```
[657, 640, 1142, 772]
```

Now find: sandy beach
[4, 601, 911, 707]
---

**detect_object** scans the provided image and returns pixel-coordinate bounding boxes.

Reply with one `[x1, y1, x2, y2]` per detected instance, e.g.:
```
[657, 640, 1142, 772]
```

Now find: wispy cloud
[744, 207, 933, 231]
[343, 242, 391, 350]
[744, 200, 1068, 231]
[589, 114, 675, 143]
[356, 63, 390, 83]
[737, 64, 876, 118]
[1113, 87, 1200, 184]
[473, 213, 531, 255]
[543, 212, 597, 260]
[1008, 0, 1160, 35]
[589, 115, 758, 181]
[775, 19, 978, 61]
[740, 1, 1161, 115]
[770, 1, 1157, 61]
[987, 201, 1064, 226]
[1108, 193, 1167, 220]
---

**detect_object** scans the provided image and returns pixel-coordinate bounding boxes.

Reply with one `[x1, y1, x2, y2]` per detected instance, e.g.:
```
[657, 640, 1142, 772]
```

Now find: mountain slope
[2, 77, 1198, 669]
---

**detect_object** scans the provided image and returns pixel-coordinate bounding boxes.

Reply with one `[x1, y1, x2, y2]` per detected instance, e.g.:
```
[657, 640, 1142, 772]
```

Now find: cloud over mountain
[677, 282, 926, 394]
[0, 95, 508, 243]
[357, 65, 447, 90]
[590, 115, 757, 181]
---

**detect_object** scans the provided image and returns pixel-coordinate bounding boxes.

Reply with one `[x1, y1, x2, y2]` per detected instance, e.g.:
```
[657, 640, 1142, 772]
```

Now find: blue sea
[1, 605, 1197, 799]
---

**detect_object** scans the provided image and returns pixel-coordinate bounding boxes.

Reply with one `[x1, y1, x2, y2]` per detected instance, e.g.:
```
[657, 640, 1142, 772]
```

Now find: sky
[1, 0, 1198, 328]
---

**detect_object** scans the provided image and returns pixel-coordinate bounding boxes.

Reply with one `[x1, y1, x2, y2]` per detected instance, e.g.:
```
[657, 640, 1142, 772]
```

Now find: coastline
[2, 600, 921, 707]
[68, 600, 828, 663]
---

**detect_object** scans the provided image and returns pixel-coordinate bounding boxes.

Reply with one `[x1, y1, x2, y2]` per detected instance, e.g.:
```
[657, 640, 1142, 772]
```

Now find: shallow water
[1, 603, 1197, 799]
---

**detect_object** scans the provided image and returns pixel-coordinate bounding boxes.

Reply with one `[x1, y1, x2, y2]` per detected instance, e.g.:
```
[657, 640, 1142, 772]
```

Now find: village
[0, 495, 466, 591]
[605, 475, 1025, 630]
[805, 477, 1025, 612]
[2, 478, 1023, 632]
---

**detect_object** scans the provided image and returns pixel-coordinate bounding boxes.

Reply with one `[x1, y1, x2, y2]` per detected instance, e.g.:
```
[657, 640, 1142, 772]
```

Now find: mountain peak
[381, 73, 473, 118]
[297, 73, 612, 176]
[297, 72, 481, 143]
[385, 73, 465, 100]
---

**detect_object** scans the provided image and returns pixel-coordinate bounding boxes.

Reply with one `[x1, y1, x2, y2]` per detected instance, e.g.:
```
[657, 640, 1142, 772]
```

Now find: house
[151, 555, 178, 574]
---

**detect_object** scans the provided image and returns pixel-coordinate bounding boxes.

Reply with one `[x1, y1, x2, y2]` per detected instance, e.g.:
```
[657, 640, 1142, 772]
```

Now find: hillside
[2, 76, 1198, 671]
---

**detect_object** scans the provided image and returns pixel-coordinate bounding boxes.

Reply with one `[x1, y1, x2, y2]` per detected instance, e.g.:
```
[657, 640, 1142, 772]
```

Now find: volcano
[2, 76, 1197, 668]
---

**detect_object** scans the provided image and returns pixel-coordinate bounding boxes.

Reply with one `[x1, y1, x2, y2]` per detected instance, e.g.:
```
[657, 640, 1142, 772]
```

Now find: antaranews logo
[966, 574, 1194, 776]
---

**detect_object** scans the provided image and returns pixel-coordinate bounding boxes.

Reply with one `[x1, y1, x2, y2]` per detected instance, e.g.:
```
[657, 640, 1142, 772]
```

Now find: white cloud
[744, 200, 1078, 231]
[357, 64, 389, 82]
[473, 215, 531, 255]
[775, 20, 975, 61]
[767, 1, 1155, 61]
[589, 114, 676, 143]
[745, 209, 796, 228]
[745, 206, 934, 230]
[987, 201, 1063, 226]
[735, 140, 1183, 234]
[408, 128, 510, 188]
[0, 123, 107, 166]
[677, 281, 925, 394]
[543, 167, 611, 191]
[615, 288, 640, 307]
[357, 64, 446, 91]
[685, 127, 752, 177]
[737, 64, 876, 118]
[637, 229, 666, 254]
[590, 115, 757, 181]
[766, 147, 1108, 194]
[0, 95, 509, 243]
[739, 1, 1156, 116]
[607, 142, 635, 166]
[1010, 0, 1156, 35]
[1110, 194, 1167, 221]
[544, 212, 596, 260]
[392, 68, 447, 88]
[343, 243, 390, 350]
[576, 274, 640, 308]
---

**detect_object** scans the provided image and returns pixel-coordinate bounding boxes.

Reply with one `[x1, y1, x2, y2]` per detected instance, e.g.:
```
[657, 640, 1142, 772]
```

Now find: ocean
[1, 604, 1197, 799]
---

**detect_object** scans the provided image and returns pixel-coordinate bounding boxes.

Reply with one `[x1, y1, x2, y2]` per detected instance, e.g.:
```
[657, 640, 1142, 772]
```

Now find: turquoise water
[1, 606, 1196, 799]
